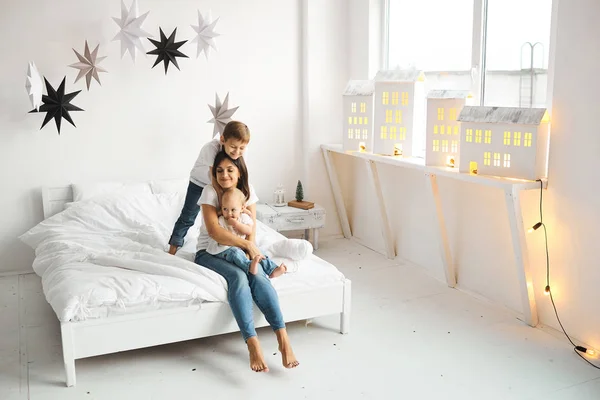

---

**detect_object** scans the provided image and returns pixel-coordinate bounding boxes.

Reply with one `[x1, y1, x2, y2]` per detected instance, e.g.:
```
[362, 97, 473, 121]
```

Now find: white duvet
[19, 191, 343, 322]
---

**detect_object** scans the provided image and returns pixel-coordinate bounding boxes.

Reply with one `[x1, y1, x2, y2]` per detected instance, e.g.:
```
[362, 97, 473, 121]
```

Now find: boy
[168, 121, 250, 255]
[206, 188, 287, 278]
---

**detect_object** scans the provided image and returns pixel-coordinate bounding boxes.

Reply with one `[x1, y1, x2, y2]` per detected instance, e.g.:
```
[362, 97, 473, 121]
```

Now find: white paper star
[191, 10, 220, 59]
[25, 61, 43, 111]
[111, 0, 152, 62]
[69, 41, 108, 90]
[208, 93, 239, 136]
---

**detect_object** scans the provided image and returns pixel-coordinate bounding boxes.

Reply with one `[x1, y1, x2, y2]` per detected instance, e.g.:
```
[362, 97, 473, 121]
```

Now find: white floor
[1, 238, 600, 400]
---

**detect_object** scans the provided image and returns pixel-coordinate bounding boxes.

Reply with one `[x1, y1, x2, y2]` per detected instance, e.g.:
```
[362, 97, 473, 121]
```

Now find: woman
[194, 150, 299, 372]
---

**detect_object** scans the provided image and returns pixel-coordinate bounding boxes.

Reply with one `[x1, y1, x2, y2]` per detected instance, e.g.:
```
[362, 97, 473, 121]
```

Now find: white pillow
[149, 178, 190, 195]
[71, 181, 152, 202]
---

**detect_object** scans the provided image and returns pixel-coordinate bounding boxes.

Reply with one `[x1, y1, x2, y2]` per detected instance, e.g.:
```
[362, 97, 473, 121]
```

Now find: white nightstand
[255, 203, 326, 250]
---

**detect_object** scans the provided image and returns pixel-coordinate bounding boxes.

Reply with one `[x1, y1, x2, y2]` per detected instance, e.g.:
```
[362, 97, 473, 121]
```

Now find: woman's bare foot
[275, 328, 299, 369]
[269, 263, 287, 279]
[246, 337, 269, 372]
[249, 256, 261, 275]
[168, 245, 178, 255]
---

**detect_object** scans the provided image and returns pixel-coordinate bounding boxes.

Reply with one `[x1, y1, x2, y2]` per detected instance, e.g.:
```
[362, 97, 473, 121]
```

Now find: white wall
[338, 0, 600, 349]
[0, 0, 305, 273]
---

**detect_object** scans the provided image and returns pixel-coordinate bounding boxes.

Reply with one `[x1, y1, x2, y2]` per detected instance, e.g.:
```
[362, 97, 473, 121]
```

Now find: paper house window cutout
[433, 139, 440, 152]
[475, 129, 482, 143]
[484, 152, 491, 165]
[390, 126, 397, 139]
[381, 126, 387, 139]
[343, 80, 374, 152]
[514, 131, 521, 146]
[485, 130, 492, 143]
[449, 108, 457, 120]
[469, 161, 478, 174]
[383, 92, 389, 105]
[373, 69, 426, 157]
[454, 126, 460, 135]
[457, 106, 550, 180]
[438, 108, 444, 120]
[451, 140, 458, 153]
[442, 140, 449, 152]
[466, 129, 473, 142]
[493, 152, 501, 166]
[434, 125, 439, 134]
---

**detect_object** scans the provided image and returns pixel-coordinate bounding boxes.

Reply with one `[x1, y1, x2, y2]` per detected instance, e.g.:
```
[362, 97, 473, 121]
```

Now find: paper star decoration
[190, 10, 220, 59]
[208, 93, 239, 136]
[29, 77, 83, 134]
[69, 41, 107, 90]
[112, 0, 152, 62]
[25, 61, 43, 111]
[147, 27, 189, 74]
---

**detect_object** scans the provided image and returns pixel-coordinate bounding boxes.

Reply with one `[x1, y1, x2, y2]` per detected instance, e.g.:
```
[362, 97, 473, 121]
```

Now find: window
[353, 117, 357, 125]
[348, 128, 353, 139]
[433, 139, 440, 152]
[454, 126, 459, 135]
[348, 117, 352, 125]
[382, 92, 389, 105]
[380, 126, 388, 139]
[524, 132, 532, 147]
[437, 108, 444, 121]
[484, 129, 492, 143]
[493, 152, 501, 166]
[390, 126, 397, 139]
[475, 129, 482, 143]
[484, 151, 491, 165]
[351, 102, 356, 113]
[466, 128, 473, 142]
[401, 92, 409, 105]
[392, 92, 399, 105]
[451, 140, 458, 153]
[449, 108, 457, 120]
[363, 129, 368, 139]
[386, 109, 393, 123]
[399, 127, 406, 140]
[442, 140, 449, 152]
[434, 125, 438, 134]
[503, 131, 511, 145]
[386, 0, 553, 107]
[503, 153, 511, 168]
[360, 102, 366, 113]
[364, 117, 369, 125]
[359, 117, 363, 125]
[513, 131, 521, 146]
[395, 110, 402, 123]
[355, 128, 361, 139]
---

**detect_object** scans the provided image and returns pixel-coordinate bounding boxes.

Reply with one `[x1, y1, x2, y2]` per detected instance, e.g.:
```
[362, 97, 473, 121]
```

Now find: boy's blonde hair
[222, 121, 250, 144]
[222, 187, 246, 207]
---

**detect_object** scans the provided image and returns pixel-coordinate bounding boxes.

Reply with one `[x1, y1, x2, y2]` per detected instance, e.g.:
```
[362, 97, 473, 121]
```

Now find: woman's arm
[246, 203, 257, 243]
[203, 204, 262, 258]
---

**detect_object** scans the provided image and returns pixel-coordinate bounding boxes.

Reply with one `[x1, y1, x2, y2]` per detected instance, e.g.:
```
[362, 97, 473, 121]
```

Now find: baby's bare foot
[249, 256, 261, 275]
[247, 337, 269, 372]
[278, 342, 299, 369]
[269, 263, 287, 279]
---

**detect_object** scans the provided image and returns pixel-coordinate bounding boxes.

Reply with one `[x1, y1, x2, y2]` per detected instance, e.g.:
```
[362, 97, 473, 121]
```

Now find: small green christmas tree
[295, 180, 304, 202]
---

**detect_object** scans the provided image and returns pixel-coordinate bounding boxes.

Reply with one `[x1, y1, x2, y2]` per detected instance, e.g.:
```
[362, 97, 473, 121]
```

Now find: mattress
[20, 190, 345, 322]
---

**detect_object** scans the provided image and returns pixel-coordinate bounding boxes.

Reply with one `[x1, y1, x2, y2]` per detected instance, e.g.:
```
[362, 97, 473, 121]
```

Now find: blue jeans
[195, 249, 286, 341]
[217, 247, 279, 277]
[169, 181, 203, 247]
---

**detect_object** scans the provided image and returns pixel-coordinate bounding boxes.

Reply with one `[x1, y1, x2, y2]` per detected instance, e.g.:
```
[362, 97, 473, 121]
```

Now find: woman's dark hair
[211, 150, 250, 202]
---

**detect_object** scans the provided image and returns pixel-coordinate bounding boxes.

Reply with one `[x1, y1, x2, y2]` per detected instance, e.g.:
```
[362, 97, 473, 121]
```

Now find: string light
[531, 179, 599, 369]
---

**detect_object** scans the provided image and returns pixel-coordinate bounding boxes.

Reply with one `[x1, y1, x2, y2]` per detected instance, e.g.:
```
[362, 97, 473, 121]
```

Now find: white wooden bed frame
[41, 185, 352, 387]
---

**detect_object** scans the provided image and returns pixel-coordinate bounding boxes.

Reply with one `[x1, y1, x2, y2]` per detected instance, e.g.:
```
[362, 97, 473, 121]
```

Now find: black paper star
[147, 27, 188, 73]
[29, 77, 83, 134]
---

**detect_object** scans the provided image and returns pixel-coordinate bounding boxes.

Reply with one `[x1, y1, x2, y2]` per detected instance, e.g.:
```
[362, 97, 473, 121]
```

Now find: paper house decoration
[457, 106, 550, 180]
[425, 90, 472, 168]
[373, 69, 426, 157]
[342, 80, 375, 152]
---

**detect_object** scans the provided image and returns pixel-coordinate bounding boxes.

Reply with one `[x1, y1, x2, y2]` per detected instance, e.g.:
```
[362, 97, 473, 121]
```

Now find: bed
[20, 180, 351, 387]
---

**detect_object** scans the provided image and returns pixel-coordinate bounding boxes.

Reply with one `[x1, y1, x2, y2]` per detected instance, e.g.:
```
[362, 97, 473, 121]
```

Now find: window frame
[383, 0, 558, 108]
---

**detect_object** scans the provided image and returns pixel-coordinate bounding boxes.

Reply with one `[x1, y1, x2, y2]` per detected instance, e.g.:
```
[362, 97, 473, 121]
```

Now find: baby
[206, 188, 286, 278]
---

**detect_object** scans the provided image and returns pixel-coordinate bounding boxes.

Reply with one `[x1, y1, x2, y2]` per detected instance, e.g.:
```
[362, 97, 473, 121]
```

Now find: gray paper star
[190, 10, 220, 59]
[111, 0, 152, 62]
[69, 41, 107, 90]
[208, 93, 239, 136]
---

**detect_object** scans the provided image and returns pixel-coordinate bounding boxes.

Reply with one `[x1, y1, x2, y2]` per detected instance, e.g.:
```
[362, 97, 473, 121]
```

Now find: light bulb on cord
[528, 222, 542, 233]
[544, 285, 551, 296]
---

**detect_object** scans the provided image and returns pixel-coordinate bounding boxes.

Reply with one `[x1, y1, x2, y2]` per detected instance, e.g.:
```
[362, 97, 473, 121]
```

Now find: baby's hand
[242, 207, 252, 216]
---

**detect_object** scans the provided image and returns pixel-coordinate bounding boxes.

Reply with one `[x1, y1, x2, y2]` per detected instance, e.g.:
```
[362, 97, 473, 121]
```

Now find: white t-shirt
[196, 184, 259, 251]
[189, 138, 221, 187]
[206, 213, 254, 255]
[189, 136, 251, 187]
